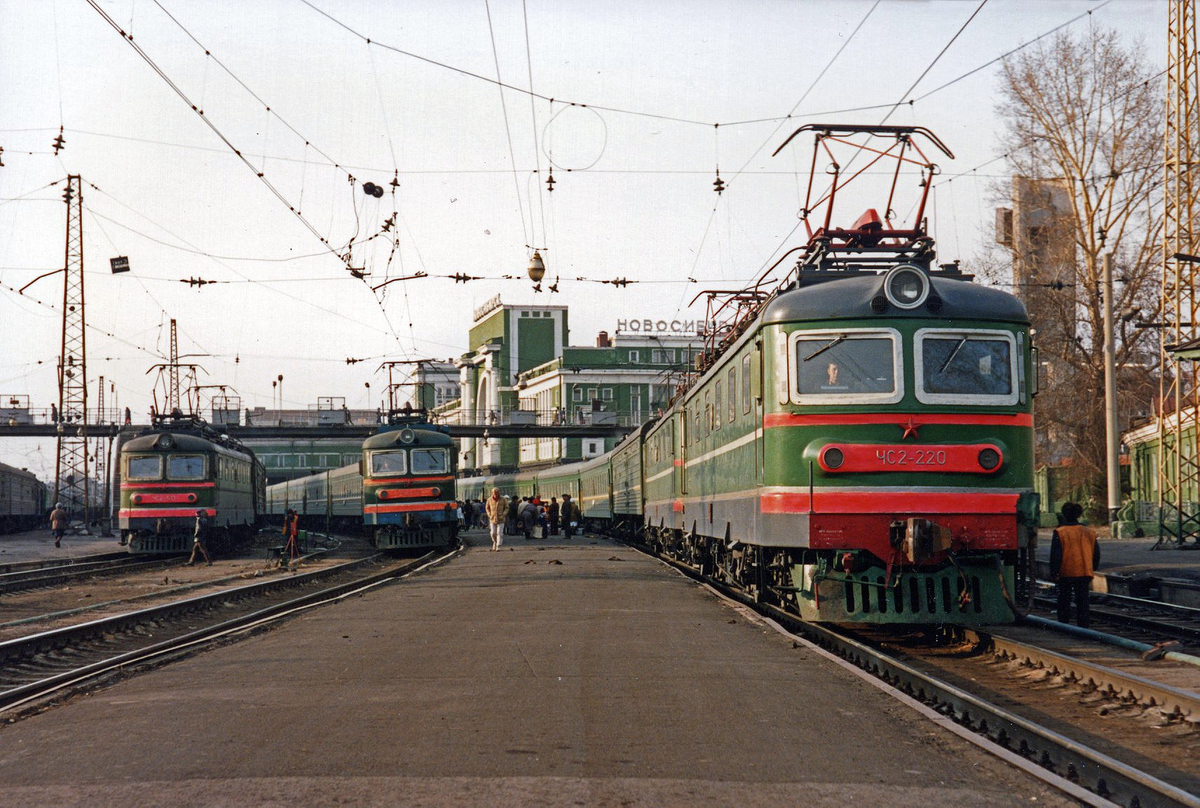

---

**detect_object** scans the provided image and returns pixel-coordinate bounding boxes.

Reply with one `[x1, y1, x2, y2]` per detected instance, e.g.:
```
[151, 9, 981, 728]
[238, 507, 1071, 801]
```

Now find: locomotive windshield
[370, 450, 407, 476]
[410, 448, 448, 474]
[915, 329, 1018, 405]
[168, 454, 206, 480]
[794, 331, 899, 401]
[126, 455, 162, 481]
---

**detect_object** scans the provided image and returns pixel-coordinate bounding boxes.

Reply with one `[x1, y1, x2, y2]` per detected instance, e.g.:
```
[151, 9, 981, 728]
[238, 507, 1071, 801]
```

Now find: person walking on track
[50, 502, 66, 548]
[188, 509, 213, 566]
[283, 509, 300, 563]
[1050, 501, 1100, 628]
[485, 488, 508, 551]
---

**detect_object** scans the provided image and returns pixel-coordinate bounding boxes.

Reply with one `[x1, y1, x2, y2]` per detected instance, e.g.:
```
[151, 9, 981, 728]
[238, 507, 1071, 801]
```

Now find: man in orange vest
[1049, 501, 1100, 627]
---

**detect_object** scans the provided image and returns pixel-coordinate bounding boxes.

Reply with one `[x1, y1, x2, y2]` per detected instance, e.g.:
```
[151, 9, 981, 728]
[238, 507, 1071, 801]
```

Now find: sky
[0, 0, 1170, 478]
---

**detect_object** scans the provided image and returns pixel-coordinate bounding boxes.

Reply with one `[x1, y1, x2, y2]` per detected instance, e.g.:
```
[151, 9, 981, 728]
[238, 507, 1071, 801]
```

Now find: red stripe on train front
[120, 508, 214, 518]
[759, 491, 1019, 514]
[764, 412, 1033, 429]
[364, 502, 452, 514]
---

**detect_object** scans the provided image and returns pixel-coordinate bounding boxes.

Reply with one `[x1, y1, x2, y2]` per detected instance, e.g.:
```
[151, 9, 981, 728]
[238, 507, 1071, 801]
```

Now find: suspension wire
[522, 0, 548, 248]
[484, 0, 531, 247]
[87, 0, 350, 269]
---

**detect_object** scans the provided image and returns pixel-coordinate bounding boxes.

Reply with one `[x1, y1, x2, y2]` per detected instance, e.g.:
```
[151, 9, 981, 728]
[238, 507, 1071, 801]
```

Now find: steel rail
[0, 552, 131, 575]
[1032, 589, 1200, 646]
[636, 540, 1200, 808]
[0, 555, 181, 594]
[0, 549, 457, 714]
[965, 628, 1200, 720]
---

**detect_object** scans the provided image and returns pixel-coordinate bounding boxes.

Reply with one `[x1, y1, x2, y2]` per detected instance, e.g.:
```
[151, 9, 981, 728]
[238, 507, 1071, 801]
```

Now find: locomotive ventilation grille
[842, 570, 984, 618]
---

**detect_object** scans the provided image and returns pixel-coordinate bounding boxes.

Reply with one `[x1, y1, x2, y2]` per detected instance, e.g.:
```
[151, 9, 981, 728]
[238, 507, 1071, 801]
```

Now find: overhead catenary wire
[85, 0, 353, 272]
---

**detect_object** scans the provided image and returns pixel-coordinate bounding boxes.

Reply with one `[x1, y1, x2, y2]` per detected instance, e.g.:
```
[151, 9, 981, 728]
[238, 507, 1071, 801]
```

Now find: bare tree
[994, 25, 1163, 498]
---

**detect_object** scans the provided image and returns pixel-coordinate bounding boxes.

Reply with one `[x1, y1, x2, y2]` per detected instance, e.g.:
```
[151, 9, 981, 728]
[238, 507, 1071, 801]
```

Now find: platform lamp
[528, 251, 546, 284]
[277, 374, 284, 425]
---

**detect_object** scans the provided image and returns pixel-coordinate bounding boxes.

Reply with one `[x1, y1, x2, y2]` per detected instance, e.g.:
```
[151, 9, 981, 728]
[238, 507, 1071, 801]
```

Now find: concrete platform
[0, 528, 123, 563]
[0, 528, 1076, 806]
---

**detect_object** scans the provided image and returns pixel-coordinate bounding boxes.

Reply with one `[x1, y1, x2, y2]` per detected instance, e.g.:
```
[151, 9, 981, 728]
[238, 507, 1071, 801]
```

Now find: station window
[601, 388, 613, 401]
[587, 388, 598, 402]
[572, 387, 582, 402]
[629, 350, 638, 362]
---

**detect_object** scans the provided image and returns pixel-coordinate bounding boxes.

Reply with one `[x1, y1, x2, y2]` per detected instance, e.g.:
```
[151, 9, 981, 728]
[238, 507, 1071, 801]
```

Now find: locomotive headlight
[883, 265, 930, 310]
[821, 447, 845, 469]
[978, 447, 1001, 471]
[399, 429, 416, 444]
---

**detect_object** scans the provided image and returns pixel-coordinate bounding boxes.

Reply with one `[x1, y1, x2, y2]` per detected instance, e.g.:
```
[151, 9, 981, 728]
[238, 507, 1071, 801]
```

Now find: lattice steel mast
[54, 175, 90, 525]
[1160, 0, 1200, 544]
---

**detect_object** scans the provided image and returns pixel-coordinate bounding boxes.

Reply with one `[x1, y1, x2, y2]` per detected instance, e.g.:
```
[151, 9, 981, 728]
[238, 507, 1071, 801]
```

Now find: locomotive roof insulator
[882, 264, 930, 310]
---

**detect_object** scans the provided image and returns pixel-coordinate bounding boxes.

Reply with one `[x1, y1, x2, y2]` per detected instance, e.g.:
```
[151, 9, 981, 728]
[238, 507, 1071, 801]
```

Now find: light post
[1102, 252, 1120, 532]
[272, 380, 277, 418]
[277, 374, 284, 425]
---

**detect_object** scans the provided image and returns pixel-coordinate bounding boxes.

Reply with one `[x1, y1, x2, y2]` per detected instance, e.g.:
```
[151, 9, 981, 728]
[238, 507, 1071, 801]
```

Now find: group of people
[471, 488, 580, 551]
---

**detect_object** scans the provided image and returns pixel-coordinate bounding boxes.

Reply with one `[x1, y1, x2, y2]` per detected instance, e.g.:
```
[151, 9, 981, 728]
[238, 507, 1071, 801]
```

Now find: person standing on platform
[50, 502, 66, 548]
[123, 406, 132, 426]
[561, 494, 579, 540]
[188, 509, 212, 566]
[505, 495, 519, 536]
[485, 488, 507, 551]
[548, 496, 560, 536]
[1050, 501, 1100, 628]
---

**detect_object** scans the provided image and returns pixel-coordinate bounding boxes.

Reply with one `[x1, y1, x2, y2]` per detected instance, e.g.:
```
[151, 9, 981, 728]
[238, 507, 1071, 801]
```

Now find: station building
[437, 295, 703, 475]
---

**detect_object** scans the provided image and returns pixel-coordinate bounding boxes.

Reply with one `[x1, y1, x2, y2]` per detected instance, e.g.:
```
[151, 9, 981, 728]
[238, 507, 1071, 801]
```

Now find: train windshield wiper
[938, 337, 969, 373]
[804, 335, 846, 362]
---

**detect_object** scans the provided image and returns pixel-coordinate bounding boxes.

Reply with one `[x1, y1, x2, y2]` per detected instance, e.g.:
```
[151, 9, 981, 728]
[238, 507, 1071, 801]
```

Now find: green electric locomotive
[119, 426, 265, 553]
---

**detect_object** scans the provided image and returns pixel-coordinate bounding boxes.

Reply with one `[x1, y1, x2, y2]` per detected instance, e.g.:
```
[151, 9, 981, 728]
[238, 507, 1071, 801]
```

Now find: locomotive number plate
[818, 443, 1003, 475]
[875, 449, 946, 466]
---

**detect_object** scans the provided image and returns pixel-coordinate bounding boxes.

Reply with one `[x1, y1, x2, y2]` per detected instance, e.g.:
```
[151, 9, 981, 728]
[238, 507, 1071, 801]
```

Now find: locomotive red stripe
[364, 502, 451, 514]
[120, 508, 215, 518]
[121, 482, 216, 489]
[760, 490, 1019, 514]
[763, 412, 1033, 428]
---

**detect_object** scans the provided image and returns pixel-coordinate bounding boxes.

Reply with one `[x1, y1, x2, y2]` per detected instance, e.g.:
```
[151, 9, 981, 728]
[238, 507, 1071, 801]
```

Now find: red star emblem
[900, 416, 920, 440]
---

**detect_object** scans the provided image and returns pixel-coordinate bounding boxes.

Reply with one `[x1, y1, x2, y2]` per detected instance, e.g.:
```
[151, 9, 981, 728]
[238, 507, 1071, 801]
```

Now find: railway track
[632, 538, 1200, 808]
[0, 545, 461, 718]
[1032, 584, 1200, 648]
[0, 552, 181, 595]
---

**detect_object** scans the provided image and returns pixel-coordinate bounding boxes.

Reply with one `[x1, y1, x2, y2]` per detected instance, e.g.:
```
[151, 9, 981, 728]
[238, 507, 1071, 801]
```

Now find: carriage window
[126, 455, 162, 480]
[793, 332, 899, 401]
[370, 450, 407, 476]
[741, 355, 752, 414]
[727, 368, 737, 424]
[916, 329, 1017, 404]
[410, 448, 448, 474]
[168, 454, 206, 480]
